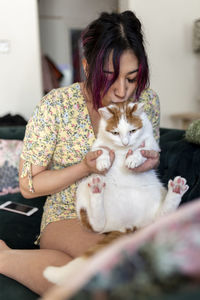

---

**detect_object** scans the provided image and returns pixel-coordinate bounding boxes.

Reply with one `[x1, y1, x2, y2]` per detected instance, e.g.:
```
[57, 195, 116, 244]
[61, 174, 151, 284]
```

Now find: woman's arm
[19, 159, 88, 199]
[19, 149, 115, 199]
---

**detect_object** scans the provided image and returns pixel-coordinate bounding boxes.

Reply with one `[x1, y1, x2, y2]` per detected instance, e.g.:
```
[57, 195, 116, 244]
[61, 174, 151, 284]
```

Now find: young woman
[0, 11, 160, 295]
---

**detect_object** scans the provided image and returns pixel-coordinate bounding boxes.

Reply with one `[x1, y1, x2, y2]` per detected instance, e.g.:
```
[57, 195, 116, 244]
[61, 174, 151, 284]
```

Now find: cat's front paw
[88, 176, 106, 194]
[96, 153, 111, 171]
[125, 150, 146, 169]
[168, 176, 189, 196]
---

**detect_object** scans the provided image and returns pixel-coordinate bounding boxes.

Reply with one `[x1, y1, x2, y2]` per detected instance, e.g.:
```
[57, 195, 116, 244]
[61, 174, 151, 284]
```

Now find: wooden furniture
[171, 112, 200, 129]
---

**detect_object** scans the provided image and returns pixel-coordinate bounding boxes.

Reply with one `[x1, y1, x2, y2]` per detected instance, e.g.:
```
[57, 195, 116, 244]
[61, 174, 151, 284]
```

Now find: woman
[0, 11, 160, 295]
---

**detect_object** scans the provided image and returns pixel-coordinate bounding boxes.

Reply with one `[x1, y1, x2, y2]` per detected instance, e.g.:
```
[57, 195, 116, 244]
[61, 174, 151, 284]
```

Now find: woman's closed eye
[127, 77, 137, 83]
[103, 71, 114, 80]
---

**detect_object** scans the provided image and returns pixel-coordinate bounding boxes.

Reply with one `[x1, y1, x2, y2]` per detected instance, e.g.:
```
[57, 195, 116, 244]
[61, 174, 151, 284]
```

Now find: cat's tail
[43, 229, 137, 285]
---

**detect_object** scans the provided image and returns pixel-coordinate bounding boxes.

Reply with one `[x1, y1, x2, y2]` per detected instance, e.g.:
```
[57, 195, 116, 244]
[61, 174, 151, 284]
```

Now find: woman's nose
[113, 79, 126, 99]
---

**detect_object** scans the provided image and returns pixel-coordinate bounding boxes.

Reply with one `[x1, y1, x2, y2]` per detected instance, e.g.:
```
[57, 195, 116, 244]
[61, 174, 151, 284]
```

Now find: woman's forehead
[104, 49, 138, 73]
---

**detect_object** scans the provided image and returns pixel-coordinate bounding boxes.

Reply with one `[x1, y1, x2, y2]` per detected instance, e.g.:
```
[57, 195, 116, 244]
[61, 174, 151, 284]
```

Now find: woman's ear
[82, 58, 88, 77]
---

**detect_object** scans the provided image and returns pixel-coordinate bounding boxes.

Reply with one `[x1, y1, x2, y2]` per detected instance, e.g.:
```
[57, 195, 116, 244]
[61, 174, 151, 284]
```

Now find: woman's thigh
[40, 218, 104, 257]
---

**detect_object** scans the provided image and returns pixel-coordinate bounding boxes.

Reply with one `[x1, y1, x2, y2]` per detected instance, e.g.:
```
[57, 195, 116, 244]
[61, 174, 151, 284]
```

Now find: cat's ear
[98, 107, 113, 120]
[129, 103, 144, 115]
[128, 102, 144, 115]
[135, 103, 144, 115]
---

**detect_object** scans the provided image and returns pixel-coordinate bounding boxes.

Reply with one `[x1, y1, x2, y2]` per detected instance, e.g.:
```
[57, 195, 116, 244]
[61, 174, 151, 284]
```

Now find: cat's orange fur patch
[80, 208, 93, 232]
[84, 227, 137, 258]
[106, 102, 142, 132]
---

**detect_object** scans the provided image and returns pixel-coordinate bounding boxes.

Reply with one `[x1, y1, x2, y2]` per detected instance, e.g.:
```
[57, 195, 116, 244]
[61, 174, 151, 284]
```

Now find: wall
[119, 0, 200, 128]
[38, 0, 118, 87]
[0, 0, 42, 120]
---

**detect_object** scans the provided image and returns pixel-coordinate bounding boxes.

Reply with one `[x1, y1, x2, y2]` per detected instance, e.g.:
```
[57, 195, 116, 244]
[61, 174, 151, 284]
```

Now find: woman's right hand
[82, 148, 115, 175]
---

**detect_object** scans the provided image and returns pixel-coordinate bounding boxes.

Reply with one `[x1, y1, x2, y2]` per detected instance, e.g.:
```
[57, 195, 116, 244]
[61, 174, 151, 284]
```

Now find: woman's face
[101, 49, 139, 107]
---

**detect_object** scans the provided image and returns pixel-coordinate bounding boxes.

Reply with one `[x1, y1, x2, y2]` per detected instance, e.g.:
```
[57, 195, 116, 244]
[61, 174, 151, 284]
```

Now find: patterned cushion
[0, 139, 23, 195]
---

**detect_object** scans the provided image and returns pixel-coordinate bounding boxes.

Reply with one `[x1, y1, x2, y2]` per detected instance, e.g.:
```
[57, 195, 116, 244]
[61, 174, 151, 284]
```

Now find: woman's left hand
[127, 149, 160, 173]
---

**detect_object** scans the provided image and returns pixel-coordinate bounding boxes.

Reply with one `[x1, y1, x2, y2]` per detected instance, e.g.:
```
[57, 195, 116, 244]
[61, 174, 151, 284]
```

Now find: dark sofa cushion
[0, 275, 38, 300]
[0, 193, 45, 249]
[0, 193, 46, 300]
[158, 128, 200, 204]
[0, 126, 26, 140]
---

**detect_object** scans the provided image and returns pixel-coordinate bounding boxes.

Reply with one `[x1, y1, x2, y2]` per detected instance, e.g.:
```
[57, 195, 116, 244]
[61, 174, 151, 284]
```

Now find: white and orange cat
[44, 101, 189, 284]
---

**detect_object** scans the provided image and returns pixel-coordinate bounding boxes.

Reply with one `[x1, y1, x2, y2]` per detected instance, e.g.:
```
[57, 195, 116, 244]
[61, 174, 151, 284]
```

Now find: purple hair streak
[135, 59, 149, 100]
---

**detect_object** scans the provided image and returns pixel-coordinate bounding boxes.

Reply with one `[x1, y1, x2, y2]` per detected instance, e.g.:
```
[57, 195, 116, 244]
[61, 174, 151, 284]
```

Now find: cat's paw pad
[96, 155, 111, 171]
[88, 176, 106, 194]
[125, 151, 146, 169]
[168, 176, 189, 196]
[43, 266, 61, 284]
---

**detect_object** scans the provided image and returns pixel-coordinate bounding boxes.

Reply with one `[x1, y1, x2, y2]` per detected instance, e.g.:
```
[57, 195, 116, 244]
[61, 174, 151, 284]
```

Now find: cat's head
[98, 101, 144, 148]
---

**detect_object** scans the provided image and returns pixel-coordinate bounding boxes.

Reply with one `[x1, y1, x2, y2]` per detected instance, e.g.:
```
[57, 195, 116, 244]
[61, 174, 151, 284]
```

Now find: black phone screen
[5, 203, 33, 213]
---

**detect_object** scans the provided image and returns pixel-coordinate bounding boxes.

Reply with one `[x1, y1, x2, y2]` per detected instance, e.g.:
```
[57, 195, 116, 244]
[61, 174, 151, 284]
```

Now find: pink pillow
[0, 139, 23, 195]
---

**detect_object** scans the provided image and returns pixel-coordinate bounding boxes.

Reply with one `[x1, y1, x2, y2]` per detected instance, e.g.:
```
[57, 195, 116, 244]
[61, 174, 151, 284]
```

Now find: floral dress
[21, 82, 160, 238]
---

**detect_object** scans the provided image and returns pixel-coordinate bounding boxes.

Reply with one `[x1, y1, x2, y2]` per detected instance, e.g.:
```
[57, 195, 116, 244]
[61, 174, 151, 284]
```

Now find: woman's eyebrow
[127, 69, 139, 75]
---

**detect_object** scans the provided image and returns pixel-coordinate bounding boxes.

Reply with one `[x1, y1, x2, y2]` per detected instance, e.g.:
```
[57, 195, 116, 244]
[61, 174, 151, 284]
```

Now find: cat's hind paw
[168, 176, 189, 196]
[88, 176, 105, 194]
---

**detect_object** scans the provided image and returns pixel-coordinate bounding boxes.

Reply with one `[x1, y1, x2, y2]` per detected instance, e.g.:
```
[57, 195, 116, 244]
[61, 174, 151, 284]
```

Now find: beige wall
[39, 0, 118, 86]
[0, 0, 42, 120]
[0, 0, 118, 120]
[119, 0, 200, 128]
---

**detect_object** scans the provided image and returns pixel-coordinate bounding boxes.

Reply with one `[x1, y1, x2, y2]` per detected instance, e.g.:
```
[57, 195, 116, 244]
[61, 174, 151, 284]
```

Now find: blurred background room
[0, 0, 200, 129]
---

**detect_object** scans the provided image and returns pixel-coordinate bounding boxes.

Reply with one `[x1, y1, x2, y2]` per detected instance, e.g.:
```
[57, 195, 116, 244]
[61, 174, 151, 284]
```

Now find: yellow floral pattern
[21, 83, 160, 237]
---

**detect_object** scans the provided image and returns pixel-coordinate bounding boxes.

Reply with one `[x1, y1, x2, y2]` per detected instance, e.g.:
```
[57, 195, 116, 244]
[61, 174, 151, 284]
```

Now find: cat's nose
[122, 138, 129, 146]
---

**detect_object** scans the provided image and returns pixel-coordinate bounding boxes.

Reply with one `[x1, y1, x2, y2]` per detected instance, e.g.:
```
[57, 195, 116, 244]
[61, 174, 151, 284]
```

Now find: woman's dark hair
[81, 10, 149, 109]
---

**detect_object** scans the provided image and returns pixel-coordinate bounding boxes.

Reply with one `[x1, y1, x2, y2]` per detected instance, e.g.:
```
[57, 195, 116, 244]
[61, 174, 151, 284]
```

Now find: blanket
[42, 198, 200, 300]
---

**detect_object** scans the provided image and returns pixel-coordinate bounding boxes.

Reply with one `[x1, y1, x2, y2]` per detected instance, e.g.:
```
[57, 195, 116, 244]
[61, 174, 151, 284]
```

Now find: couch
[0, 125, 200, 300]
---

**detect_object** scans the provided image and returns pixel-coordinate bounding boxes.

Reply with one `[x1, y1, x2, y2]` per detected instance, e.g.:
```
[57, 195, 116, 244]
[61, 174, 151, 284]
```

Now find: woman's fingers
[109, 149, 115, 165]
[141, 150, 160, 159]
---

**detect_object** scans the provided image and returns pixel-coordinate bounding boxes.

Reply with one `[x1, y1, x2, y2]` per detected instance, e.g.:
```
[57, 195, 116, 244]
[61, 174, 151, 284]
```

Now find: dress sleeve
[20, 89, 60, 192]
[149, 90, 160, 143]
[139, 89, 160, 143]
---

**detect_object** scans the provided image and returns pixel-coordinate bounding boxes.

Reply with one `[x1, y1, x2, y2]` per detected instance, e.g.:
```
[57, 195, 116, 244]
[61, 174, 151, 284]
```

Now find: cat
[43, 100, 189, 285]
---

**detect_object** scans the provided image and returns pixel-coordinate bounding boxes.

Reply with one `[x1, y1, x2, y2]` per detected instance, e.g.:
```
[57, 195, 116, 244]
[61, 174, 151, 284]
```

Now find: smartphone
[0, 201, 38, 216]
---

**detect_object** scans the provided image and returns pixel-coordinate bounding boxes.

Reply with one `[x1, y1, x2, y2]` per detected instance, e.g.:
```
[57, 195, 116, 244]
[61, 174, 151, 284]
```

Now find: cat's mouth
[114, 141, 131, 148]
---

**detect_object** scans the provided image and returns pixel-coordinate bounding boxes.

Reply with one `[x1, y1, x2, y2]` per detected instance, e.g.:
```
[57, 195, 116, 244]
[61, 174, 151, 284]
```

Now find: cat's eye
[111, 131, 119, 135]
[130, 129, 136, 134]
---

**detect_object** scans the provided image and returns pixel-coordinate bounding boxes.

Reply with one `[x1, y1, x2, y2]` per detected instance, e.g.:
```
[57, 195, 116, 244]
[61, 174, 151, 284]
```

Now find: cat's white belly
[76, 167, 166, 233]
[102, 178, 164, 231]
